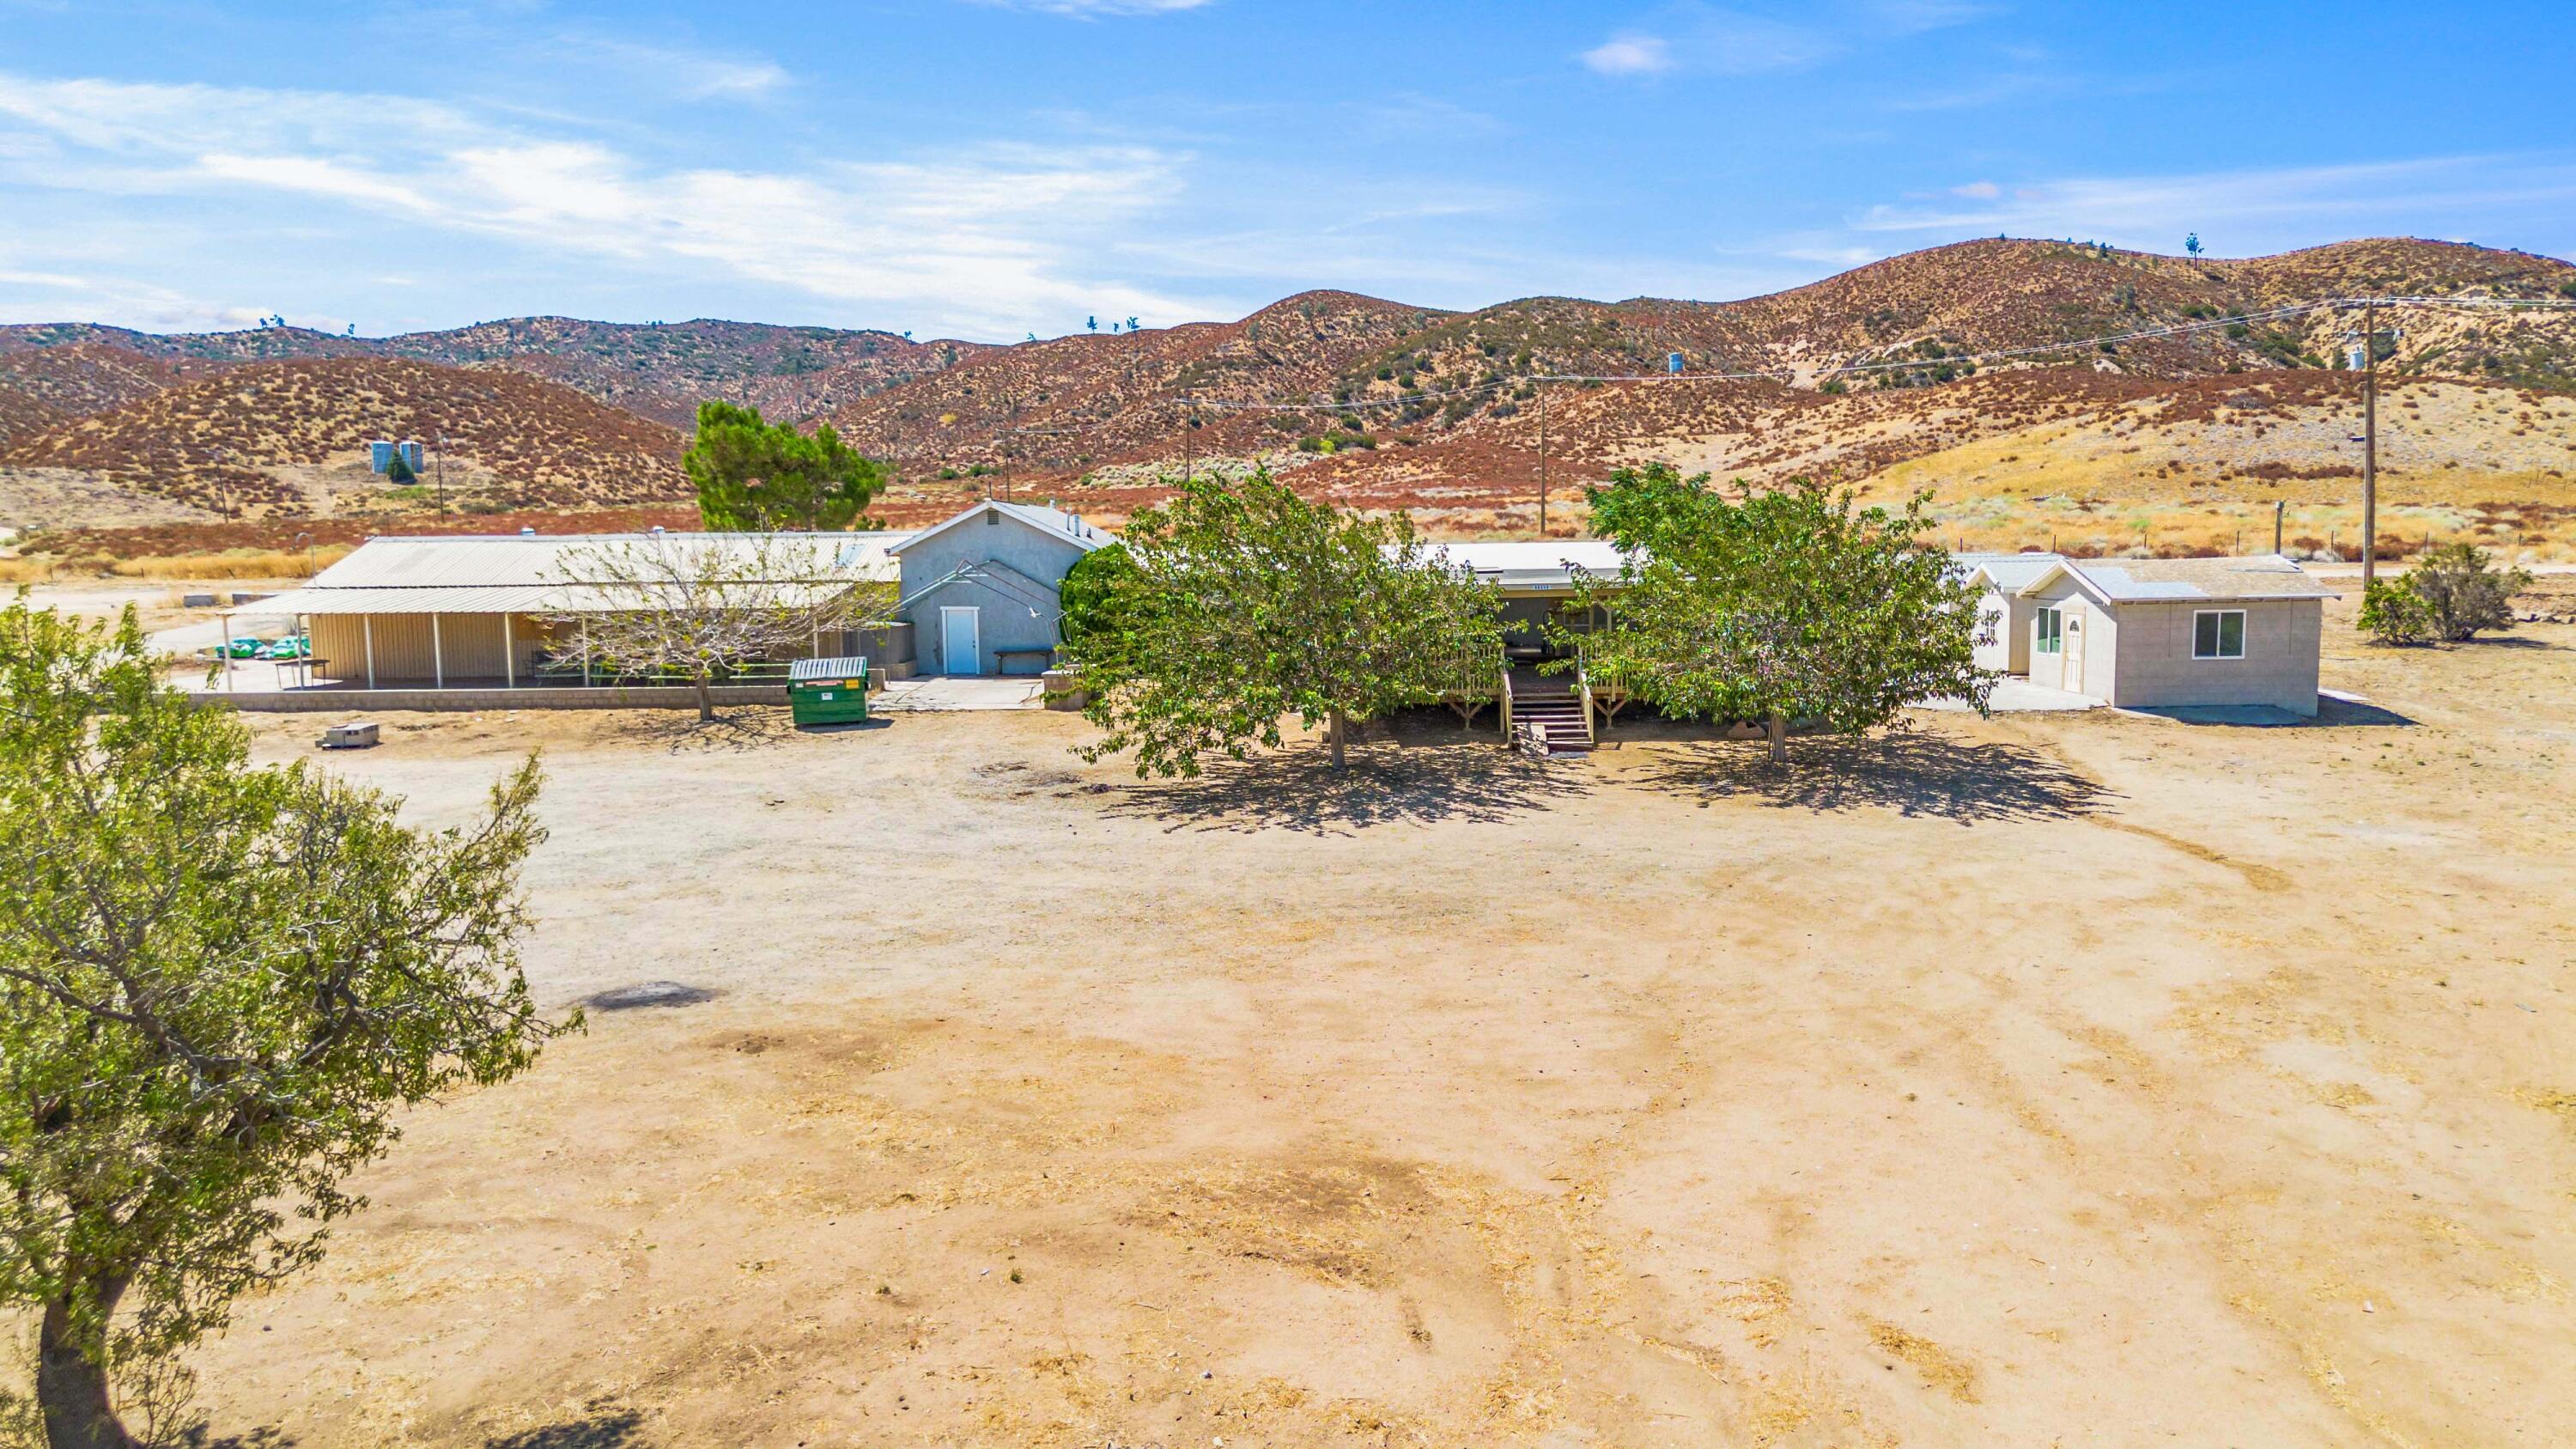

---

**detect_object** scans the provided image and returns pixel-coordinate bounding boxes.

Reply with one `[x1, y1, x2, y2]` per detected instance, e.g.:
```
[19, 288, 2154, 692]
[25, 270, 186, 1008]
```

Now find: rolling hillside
[1, 357, 684, 523]
[0, 317, 963, 428]
[0, 344, 190, 449]
[3, 235, 2573, 547]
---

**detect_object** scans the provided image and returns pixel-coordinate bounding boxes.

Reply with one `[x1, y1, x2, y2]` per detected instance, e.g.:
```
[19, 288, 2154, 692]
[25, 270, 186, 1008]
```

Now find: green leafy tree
[684, 400, 886, 533]
[2403, 542, 2531, 641]
[1060, 470, 1503, 774]
[383, 449, 416, 485]
[2357, 579, 2433, 645]
[0, 600, 570, 1448]
[1055, 542, 1141, 648]
[1567, 468, 1995, 762]
[544, 534, 890, 722]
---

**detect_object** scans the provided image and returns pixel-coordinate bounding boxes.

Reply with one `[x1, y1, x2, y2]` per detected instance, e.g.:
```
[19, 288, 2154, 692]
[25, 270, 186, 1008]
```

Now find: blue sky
[2, 0, 2569, 341]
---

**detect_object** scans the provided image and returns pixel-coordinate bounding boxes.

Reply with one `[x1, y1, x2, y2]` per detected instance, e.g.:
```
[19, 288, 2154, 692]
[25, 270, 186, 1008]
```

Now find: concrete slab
[1919, 679, 2099, 713]
[874, 676, 1043, 712]
[2120, 704, 2313, 727]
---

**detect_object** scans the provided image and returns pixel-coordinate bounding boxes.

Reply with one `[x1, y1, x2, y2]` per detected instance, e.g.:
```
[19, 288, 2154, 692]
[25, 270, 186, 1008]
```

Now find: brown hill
[822, 290, 1441, 474]
[0, 344, 189, 449]
[0, 318, 966, 429]
[3, 234, 2570, 545]
[0, 357, 684, 522]
[817, 237, 2576, 498]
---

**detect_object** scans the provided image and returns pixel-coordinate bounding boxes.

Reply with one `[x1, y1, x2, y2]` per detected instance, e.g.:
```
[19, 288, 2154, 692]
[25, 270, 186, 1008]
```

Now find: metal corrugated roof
[251, 580, 863, 615]
[890, 500, 1116, 556]
[306, 531, 907, 591]
[1414, 540, 1627, 592]
[2044, 555, 2341, 603]
[1964, 553, 2065, 591]
[259, 531, 902, 615]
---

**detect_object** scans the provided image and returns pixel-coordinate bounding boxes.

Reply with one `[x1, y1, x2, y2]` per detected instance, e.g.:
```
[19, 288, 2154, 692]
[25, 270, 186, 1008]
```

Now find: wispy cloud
[1350, 93, 1509, 140]
[554, 34, 794, 101]
[0, 72, 1210, 336]
[1579, 0, 1982, 82]
[1582, 34, 1674, 76]
[1854, 155, 2576, 253]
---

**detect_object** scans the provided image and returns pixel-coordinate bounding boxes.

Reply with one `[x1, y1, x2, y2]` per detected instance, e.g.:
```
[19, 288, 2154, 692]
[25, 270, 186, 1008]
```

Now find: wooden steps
[1505, 666, 1593, 757]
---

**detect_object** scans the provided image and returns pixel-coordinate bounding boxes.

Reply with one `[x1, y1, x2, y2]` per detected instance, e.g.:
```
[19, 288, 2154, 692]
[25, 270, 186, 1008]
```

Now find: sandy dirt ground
[130, 600, 2576, 1447]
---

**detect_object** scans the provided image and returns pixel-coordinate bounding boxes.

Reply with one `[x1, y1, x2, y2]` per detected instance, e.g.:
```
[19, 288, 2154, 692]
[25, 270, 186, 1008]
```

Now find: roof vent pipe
[519, 526, 537, 537]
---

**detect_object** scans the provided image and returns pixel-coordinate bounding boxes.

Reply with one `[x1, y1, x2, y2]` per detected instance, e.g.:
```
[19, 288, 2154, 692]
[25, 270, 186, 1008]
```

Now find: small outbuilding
[2010, 555, 2338, 715]
[891, 501, 1116, 677]
[1960, 552, 2067, 676]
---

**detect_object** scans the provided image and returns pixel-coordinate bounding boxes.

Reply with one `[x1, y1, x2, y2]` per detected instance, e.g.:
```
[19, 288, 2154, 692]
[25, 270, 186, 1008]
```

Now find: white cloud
[554, 36, 794, 101]
[0, 71, 1213, 337]
[0, 262, 266, 331]
[1581, 1, 1990, 82]
[1856, 155, 2576, 248]
[1582, 35, 1674, 76]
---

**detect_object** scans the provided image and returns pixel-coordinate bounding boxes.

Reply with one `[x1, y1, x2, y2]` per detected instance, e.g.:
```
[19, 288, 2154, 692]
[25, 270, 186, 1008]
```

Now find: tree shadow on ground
[618, 704, 880, 753]
[482, 1409, 648, 1449]
[185, 1429, 296, 1448]
[1098, 740, 1590, 835]
[1627, 731, 2115, 825]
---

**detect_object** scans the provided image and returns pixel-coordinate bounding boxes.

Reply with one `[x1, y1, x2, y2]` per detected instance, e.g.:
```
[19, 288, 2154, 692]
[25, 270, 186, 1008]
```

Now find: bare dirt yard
[167, 601, 2572, 1447]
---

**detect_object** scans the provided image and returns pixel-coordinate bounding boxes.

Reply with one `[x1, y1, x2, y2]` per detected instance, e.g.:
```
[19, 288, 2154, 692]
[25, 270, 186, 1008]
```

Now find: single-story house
[890, 500, 1115, 676]
[1959, 551, 2067, 675]
[252, 529, 900, 688]
[1417, 539, 1627, 659]
[242, 500, 1122, 689]
[1995, 555, 2338, 715]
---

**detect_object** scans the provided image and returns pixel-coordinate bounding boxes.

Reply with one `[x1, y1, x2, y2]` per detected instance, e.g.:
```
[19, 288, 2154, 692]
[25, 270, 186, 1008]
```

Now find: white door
[940, 606, 982, 676]
[2061, 612, 2087, 693]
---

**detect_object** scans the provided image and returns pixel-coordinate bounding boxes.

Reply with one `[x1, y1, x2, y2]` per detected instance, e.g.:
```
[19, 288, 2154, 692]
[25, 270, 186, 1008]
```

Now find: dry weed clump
[0, 549, 348, 583]
[1863, 1320, 1980, 1403]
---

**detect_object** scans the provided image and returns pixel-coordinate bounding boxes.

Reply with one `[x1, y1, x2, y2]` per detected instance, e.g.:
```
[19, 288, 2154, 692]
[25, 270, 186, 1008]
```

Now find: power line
[1161, 294, 2576, 413]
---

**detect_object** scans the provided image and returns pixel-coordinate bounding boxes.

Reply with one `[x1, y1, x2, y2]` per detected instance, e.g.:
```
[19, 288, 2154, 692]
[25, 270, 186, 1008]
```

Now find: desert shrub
[2560, 281, 2576, 300]
[1819, 379, 1848, 395]
[2404, 543, 2531, 641]
[2358, 579, 2432, 645]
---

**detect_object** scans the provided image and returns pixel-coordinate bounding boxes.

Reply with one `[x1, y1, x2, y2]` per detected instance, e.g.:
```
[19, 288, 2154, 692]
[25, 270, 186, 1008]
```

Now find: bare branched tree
[544, 534, 895, 721]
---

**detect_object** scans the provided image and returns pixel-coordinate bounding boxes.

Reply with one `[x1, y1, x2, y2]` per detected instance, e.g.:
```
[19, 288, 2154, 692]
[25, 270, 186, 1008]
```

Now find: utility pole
[1534, 382, 1549, 539]
[2360, 298, 2379, 590]
[2273, 499, 2285, 555]
[434, 433, 448, 515]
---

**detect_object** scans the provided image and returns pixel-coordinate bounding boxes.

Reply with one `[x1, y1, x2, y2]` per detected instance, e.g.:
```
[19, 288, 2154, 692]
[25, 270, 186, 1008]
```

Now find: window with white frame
[2194, 609, 2246, 660]
[2034, 606, 2063, 654]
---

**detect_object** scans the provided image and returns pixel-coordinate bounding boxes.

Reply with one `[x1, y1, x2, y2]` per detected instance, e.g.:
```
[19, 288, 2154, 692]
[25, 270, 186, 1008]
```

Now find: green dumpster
[789, 655, 872, 727]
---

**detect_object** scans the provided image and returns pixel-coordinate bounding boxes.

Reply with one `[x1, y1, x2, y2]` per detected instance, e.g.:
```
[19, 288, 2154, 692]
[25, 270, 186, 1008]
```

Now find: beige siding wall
[307, 612, 553, 685]
[2105, 599, 2322, 715]
[2023, 577, 2111, 697]
[1974, 590, 2040, 675]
